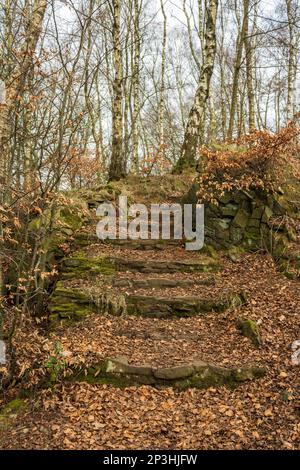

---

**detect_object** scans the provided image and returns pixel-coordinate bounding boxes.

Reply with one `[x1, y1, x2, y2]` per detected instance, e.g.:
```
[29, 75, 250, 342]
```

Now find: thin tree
[109, 0, 125, 180]
[175, 0, 218, 173]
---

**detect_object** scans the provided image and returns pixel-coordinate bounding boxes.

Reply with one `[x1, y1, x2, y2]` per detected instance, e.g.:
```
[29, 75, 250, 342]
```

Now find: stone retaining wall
[183, 184, 296, 251]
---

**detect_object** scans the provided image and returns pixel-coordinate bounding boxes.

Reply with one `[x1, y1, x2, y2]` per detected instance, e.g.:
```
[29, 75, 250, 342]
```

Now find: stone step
[106, 256, 220, 274]
[112, 275, 216, 289]
[60, 253, 220, 279]
[74, 232, 184, 249]
[99, 238, 183, 250]
[71, 356, 266, 390]
[48, 282, 245, 323]
[125, 293, 246, 318]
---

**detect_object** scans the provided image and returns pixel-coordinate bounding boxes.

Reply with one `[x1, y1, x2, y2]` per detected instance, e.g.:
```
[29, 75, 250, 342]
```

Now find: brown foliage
[197, 120, 300, 203]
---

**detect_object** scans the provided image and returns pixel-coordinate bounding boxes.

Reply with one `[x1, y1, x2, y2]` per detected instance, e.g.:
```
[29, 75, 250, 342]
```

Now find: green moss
[48, 282, 102, 325]
[176, 369, 230, 390]
[227, 246, 245, 262]
[70, 365, 131, 387]
[62, 357, 265, 391]
[0, 399, 26, 430]
[233, 209, 250, 228]
[125, 292, 245, 318]
[61, 253, 116, 279]
[231, 366, 265, 382]
[59, 208, 83, 230]
[237, 318, 262, 347]
[199, 244, 219, 258]
[0, 399, 25, 414]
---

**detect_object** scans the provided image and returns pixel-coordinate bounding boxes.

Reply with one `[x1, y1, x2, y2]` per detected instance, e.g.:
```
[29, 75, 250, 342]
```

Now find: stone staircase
[48, 195, 267, 390]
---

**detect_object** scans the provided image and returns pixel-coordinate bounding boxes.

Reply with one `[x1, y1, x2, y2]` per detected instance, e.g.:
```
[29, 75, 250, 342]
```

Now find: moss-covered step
[125, 292, 246, 318]
[60, 250, 215, 280]
[105, 256, 220, 274]
[98, 238, 182, 250]
[48, 283, 99, 324]
[112, 275, 216, 289]
[49, 284, 242, 323]
[60, 253, 116, 279]
[71, 357, 266, 390]
[72, 231, 99, 247]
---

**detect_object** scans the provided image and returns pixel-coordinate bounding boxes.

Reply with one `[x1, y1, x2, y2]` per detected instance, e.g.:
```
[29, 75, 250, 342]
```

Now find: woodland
[0, 0, 299, 452]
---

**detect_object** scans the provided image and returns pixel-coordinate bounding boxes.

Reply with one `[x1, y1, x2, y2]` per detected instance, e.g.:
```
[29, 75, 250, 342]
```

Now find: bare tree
[109, 0, 125, 180]
[175, 0, 219, 172]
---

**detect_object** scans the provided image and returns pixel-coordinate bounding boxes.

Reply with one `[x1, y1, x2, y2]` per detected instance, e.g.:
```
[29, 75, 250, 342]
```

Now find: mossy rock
[0, 399, 26, 430]
[272, 195, 293, 216]
[233, 208, 250, 229]
[227, 246, 245, 262]
[48, 285, 97, 325]
[59, 207, 84, 230]
[126, 292, 245, 318]
[217, 192, 234, 205]
[100, 238, 181, 250]
[29, 203, 85, 234]
[28, 201, 86, 269]
[209, 218, 231, 231]
[261, 206, 273, 224]
[237, 318, 262, 347]
[220, 203, 239, 217]
[72, 231, 99, 247]
[271, 233, 290, 259]
[199, 244, 219, 259]
[248, 217, 261, 229]
[251, 206, 265, 220]
[106, 256, 220, 274]
[229, 226, 244, 244]
[70, 357, 266, 390]
[61, 253, 116, 279]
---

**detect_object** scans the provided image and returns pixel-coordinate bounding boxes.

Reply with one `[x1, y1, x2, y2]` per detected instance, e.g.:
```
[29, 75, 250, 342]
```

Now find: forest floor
[1, 257, 299, 449]
[0, 180, 299, 450]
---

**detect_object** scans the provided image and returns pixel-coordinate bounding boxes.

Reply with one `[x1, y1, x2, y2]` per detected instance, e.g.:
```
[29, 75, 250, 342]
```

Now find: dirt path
[0, 201, 299, 450]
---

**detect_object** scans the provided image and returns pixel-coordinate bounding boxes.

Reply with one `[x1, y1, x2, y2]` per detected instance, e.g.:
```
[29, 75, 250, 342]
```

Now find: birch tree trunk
[131, 0, 141, 173]
[243, 0, 255, 132]
[175, 0, 218, 173]
[158, 0, 167, 168]
[227, 2, 248, 140]
[109, 0, 125, 181]
[286, 0, 296, 121]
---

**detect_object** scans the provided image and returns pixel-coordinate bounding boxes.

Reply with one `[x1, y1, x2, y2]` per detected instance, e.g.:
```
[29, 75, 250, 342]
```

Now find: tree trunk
[243, 0, 255, 132]
[131, 0, 141, 173]
[286, 0, 296, 121]
[109, 0, 125, 181]
[227, 1, 249, 140]
[157, 0, 167, 168]
[174, 0, 218, 173]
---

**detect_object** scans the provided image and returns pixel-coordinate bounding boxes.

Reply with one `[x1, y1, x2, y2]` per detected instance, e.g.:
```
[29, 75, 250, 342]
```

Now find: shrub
[197, 119, 300, 204]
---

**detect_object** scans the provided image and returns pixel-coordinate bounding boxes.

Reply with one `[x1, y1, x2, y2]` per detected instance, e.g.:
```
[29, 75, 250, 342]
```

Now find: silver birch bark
[175, 0, 218, 172]
[109, 0, 125, 180]
[131, 0, 141, 173]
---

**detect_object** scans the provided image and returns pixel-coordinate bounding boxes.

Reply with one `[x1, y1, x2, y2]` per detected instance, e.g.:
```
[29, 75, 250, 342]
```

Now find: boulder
[237, 318, 262, 347]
